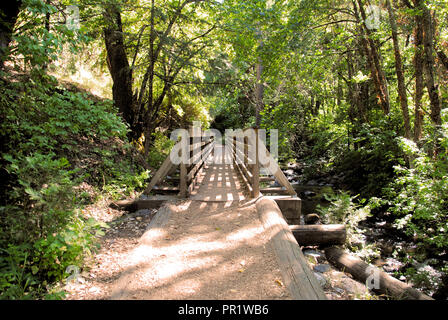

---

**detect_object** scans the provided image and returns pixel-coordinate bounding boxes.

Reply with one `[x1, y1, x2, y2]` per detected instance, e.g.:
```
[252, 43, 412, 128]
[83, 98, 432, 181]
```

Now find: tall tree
[412, 0, 425, 142]
[0, 1, 22, 67]
[355, 0, 390, 115]
[103, 3, 135, 138]
[386, 0, 411, 140]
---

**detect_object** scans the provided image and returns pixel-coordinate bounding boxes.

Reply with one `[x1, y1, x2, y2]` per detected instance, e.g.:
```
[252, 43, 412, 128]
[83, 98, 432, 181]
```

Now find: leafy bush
[383, 134, 448, 261]
[147, 131, 175, 169]
[0, 71, 145, 299]
[334, 121, 402, 198]
[317, 191, 379, 260]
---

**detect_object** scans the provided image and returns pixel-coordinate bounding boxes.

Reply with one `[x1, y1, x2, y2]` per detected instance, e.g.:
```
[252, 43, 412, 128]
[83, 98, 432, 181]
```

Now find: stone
[314, 272, 327, 287]
[314, 264, 331, 273]
[303, 190, 317, 198]
[303, 250, 326, 263]
[139, 194, 149, 200]
[333, 287, 345, 295]
[338, 276, 369, 296]
[304, 213, 320, 225]
[136, 209, 152, 215]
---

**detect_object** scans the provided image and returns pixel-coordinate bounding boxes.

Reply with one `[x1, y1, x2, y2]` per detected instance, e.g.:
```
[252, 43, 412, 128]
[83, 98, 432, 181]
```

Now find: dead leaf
[275, 279, 284, 287]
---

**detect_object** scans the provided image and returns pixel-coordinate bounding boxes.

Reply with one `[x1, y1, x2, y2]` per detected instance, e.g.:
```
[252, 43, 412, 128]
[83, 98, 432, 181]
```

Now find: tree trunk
[255, 57, 264, 128]
[255, 28, 264, 128]
[355, 0, 390, 115]
[289, 224, 346, 246]
[103, 5, 135, 138]
[325, 246, 434, 300]
[386, 0, 411, 140]
[0, 1, 22, 68]
[437, 49, 448, 71]
[413, 0, 425, 143]
[420, 3, 441, 127]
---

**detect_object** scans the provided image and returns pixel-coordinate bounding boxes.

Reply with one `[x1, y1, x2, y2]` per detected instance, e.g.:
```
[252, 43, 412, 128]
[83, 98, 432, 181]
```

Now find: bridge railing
[145, 132, 215, 198]
[225, 128, 296, 199]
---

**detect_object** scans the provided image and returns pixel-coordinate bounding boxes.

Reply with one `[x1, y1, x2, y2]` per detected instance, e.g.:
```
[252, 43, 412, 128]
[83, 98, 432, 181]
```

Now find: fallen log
[289, 225, 346, 246]
[324, 246, 433, 300]
[256, 197, 327, 300]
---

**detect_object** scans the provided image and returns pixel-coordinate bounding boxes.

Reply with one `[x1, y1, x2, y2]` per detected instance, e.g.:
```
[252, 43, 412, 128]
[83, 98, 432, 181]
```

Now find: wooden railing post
[252, 129, 260, 198]
[233, 135, 237, 165]
[179, 161, 187, 198]
[244, 136, 248, 168]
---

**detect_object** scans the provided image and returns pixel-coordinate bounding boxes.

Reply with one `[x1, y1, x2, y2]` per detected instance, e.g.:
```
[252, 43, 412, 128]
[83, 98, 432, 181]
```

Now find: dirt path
[108, 152, 290, 299]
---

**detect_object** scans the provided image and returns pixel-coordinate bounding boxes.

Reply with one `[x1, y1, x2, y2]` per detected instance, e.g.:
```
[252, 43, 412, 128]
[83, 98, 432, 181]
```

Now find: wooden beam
[256, 197, 327, 299]
[179, 163, 187, 198]
[325, 246, 433, 300]
[261, 187, 290, 195]
[289, 225, 346, 246]
[110, 198, 174, 211]
[144, 142, 179, 194]
[251, 129, 260, 198]
[152, 186, 180, 194]
[256, 135, 296, 196]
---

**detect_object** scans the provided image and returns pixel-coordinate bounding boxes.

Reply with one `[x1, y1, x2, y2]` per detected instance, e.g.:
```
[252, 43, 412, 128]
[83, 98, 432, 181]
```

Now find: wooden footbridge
[109, 127, 436, 300]
[115, 128, 332, 299]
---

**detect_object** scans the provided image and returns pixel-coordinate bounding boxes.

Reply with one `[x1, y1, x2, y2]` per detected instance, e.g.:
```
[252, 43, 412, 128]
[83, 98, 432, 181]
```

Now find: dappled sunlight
[109, 159, 289, 299]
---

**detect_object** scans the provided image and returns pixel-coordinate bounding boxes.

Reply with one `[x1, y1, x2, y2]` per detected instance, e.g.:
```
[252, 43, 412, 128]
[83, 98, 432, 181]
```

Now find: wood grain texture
[256, 197, 327, 300]
[289, 225, 346, 246]
[325, 246, 433, 300]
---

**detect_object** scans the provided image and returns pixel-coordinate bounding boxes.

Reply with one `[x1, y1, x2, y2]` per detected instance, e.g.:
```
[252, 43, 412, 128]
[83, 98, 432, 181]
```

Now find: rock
[303, 191, 317, 198]
[379, 241, 395, 256]
[382, 258, 404, 273]
[307, 180, 318, 186]
[314, 264, 331, 273]
[284, 169, 295, 176]
[314, 272, 327, 287]
[136, 209, 152, 215]
[333, 287, 345, 295]
[339, 275, 369, 296]
[304, 214, 320, 225]
[303, 250, 326, 263]
[372, 258, 387, 267]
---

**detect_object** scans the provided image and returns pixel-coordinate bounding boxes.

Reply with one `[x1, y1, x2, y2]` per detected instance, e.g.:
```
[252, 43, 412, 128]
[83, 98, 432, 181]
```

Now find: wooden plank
[261, 187, 290, 195]
[256, 135, 296, 196]
[256, 197, 327, 300]
[179, 163, 187, 198]
[325, 246, 433, 300]
[289, 225, 346, 246]
[110, 198, 175, 211]
[187, 142, 214, 181]
[152, 186, 180, 194]
[187, 142, 214, 194]
[260, 176, 275, 182]
[144, 144, 177, 194]
[252, 130, 260, 198]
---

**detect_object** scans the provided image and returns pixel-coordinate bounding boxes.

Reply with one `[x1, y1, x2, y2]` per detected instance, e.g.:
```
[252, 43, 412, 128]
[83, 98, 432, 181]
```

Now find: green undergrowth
[0, 70, 149, 299]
